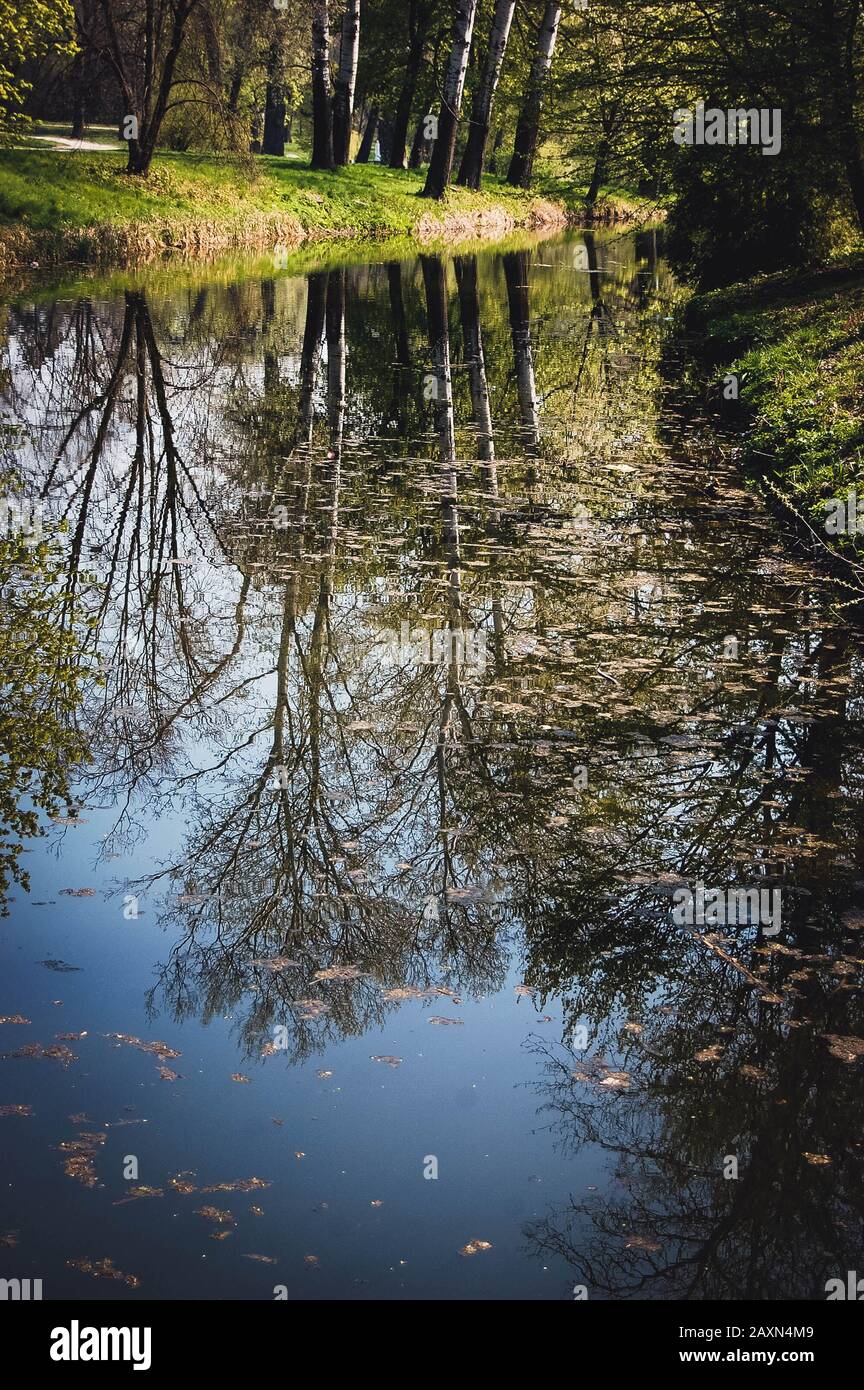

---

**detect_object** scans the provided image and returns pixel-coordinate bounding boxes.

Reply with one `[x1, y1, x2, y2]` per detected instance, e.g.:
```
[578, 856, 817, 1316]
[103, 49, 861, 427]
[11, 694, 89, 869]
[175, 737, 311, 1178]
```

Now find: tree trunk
[389, 0, 434, 169]
[356, 106, 378, 163]
[408, 116, 426, 168]
[457, 0, 516, 189]
[332, 0, 361, 165]
[422, 0, 479, 199]
[311, 0, 335, 170]
[262, 41, 286, 156]
[506, 1, 562, 189]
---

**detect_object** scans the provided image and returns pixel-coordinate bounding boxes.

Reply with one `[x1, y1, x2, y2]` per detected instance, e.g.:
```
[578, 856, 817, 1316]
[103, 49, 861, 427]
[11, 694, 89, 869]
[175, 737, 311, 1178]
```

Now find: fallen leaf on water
[624, 1235, 662, 1252]
[105, 1033, 180, 1060]
[167, 1172, 198, 1194]
[195, 1206, 236, 1226]
[210, 1231, 232, 1242]
[370, 1200, 383, 1208]
[599, 1071, 630, 1090]
[294, 1151, 305, 1159]
[249, 1206, 264, 1217]
[8, 1042, 77, 1065]
[428, 1016, 463, 1026]
[316, 1069, 333, 1079]
[0, 1232, 18, 1247]
[55, 1031, 87, 1041]
[67, 1257, 140, 1288]
[802, 1152, 832, 1166]
[371, 1055, 402, 1068]
[291, 999, 330, 1020]
[59, 1132, 106, 1188]
[250, 957, 299, 973]
[694, 1045, 724, 1063]
[739, 1064, 767, 1082]
[304, 1254, 320, 1268]
[823, 1034, 864, 1063]
[0, 1015, 30, 1025]
[313, 965, 364, 982]
[59, 888, 96, 898]
[113, 1186, 163, 1205]
[231, 1073, 251, 1084]
[200, 1178, 270, 1193]
[38, 960, 81, 972]
[514, 985, 532, 998]
[0, 1104, 33, 1117]
[459, 1239, 493, 1257]
[158, 1065, 180, 1081]
[243, 1253, 277, 1264]
[623, 1022, 643, 1036]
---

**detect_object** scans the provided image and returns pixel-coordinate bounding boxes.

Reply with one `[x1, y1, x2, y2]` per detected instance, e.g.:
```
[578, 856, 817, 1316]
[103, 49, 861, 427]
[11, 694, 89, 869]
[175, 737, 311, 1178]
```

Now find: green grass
[685, 255, 864, 556]
[0, 146, 654, 265]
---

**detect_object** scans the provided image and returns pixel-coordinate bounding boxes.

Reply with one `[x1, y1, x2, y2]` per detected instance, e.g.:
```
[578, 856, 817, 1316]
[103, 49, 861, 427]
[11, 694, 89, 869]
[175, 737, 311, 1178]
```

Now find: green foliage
[0, 0, 76, 135]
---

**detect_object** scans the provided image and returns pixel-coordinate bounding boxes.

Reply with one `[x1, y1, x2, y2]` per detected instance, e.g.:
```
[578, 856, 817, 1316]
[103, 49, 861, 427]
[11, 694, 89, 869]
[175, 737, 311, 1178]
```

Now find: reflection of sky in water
[1, 231, 863, 1300]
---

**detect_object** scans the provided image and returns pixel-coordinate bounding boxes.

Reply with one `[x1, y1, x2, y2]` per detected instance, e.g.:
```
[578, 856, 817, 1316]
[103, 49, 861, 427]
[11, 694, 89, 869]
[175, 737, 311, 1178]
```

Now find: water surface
[1, 230, 862, 1301]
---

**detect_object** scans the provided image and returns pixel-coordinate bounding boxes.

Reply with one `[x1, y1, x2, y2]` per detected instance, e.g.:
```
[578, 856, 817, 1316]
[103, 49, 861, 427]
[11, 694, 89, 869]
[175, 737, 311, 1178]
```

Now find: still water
[1, 230, 862, 1301]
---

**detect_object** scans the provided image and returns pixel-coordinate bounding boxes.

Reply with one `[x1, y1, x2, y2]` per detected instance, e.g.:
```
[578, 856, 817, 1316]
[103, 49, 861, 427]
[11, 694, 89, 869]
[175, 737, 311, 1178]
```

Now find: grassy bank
[684, 256, 864, 572]
[0, 146, 654, 270]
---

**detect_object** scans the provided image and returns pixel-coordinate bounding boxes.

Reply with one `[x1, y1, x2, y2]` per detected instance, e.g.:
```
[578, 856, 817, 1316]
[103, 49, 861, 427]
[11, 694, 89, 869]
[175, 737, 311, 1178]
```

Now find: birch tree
[506, 0, 563, 188]
[332, 0, 360, 165]
[457, 0, 516, 188]
[421, 0, 479, 198]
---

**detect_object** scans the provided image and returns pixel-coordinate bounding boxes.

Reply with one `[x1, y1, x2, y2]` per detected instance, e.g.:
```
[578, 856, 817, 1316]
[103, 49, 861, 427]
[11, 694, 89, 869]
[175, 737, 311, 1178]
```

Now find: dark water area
[1, 229, 863, 1302]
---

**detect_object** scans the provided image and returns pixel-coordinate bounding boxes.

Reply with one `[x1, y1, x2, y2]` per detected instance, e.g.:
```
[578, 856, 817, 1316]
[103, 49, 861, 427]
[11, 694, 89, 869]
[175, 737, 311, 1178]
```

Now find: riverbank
[684, 255, 864, 579]
[0, 149, 657, 271]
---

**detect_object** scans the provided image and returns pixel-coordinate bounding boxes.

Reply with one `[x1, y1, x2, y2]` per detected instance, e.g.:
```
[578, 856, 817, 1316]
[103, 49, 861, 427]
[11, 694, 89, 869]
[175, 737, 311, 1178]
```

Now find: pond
[1, 229, 862, 1302]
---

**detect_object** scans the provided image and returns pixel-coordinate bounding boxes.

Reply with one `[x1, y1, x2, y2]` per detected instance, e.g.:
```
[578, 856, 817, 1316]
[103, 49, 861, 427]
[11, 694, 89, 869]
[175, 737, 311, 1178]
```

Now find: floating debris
[195, 1206, 236, 1226]
[0, 1015, 30, 1025]
[428, 1016, 463, 1026]
[371, 1055, 402, 1068]
[104, 1033, 180, 1060]
[67, 1257, 140, 1288]
[0, 1104, 32, 1117]
[823, 1034, 864, 1063]
[459, 1239, 493, 1257]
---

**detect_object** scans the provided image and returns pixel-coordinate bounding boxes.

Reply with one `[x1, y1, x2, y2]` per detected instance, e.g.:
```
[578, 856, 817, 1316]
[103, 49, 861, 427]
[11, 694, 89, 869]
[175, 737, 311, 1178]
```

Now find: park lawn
[0, 146, 654, 266]
[685, 255, 864, 557]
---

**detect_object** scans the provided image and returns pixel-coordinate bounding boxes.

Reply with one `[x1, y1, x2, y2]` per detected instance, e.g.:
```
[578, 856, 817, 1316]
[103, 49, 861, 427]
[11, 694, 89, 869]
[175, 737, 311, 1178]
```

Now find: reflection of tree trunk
[390, 0, 434, 169]
[507, 1, 562, 188]
[503, 250, 540, 459]
[457, 0, 516, 189]
[387, 262, 412, 430]
[422, 0, 479, 199]
[297, 273, 329, 448]
[332, 0, 361, 165]
[455, 256, 499, 508]
[355, 105, 378, 163]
